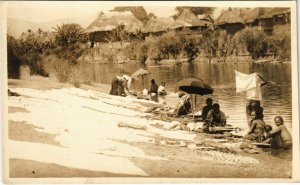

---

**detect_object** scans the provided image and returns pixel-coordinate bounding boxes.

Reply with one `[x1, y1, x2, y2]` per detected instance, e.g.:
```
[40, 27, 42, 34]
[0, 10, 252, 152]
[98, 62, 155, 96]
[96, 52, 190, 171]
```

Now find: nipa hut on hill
[215, 8, 251, 34]
[87, 11, 144, 47]
[142, 17, 189, 37]
[244, 7, 290, 34]
[176, 9, 213, 31]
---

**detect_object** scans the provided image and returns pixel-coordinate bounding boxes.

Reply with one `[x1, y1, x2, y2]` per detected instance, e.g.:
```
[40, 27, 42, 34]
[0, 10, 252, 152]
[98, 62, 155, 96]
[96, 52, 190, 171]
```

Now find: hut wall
[89, 31, 111, 43]
[258, 18, 273, 31]
[144, 31, 165, 40]
[218, 23, 245, 34]
[273, 12, 291, 25]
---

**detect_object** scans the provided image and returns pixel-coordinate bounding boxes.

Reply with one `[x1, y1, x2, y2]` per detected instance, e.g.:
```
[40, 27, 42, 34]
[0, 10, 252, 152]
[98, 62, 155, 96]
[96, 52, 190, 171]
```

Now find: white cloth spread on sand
[234, 70, 264, 100]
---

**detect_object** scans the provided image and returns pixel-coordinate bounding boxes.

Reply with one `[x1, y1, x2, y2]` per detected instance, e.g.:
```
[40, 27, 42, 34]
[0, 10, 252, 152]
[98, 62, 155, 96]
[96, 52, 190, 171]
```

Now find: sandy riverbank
[5, 76, 292, 180]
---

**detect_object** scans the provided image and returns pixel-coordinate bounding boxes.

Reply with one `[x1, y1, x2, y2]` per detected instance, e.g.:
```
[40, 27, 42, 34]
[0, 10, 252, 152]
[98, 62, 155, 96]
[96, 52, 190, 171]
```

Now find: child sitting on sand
[267, 116, 292, 149]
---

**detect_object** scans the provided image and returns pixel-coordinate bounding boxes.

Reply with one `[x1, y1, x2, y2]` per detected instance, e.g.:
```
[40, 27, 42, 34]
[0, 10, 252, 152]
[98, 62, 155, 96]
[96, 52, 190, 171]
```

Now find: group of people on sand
[109, 74, 167, 102]
[148, 79, 167, 102]
[174, 95, 292, 150]
[174, 95, 227, 126]
[109, 75, 292, 150]
[243, 100, 292, 149]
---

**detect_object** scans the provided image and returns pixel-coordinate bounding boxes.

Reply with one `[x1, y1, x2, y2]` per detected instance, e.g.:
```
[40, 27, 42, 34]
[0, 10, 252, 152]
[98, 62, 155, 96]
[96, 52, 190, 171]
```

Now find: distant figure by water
[149, 79, 158, 102]
[158, 81, 167, 96]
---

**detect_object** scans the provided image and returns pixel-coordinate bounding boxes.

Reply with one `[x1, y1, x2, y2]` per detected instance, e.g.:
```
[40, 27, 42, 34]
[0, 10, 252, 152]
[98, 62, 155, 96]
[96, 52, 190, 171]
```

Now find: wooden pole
[195, 95, 197, 118]
[192, 94, 195, 121]
[142, 75, 144, 89]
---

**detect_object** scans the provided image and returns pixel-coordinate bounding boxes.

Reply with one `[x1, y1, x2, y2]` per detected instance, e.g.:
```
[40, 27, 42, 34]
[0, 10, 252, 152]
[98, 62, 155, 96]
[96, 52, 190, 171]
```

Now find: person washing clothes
[110, 75, 134, 96]
[149, 79, 158, 102]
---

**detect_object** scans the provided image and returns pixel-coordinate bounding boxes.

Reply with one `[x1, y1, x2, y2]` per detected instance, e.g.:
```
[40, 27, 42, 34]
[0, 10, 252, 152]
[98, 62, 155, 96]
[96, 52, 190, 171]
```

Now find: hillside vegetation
[7, 7, 291, 87]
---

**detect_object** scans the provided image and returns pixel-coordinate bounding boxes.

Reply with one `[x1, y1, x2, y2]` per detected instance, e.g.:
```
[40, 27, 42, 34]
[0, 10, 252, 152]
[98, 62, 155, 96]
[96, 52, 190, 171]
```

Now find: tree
[202, 30, 218, 60]
[161, 32, 182, 60]
[53, 23, 88, 63]
[238, 27, 268, 60]
[183, 36, 200, 63]
[184, 42, 199, 63]
[105, 23, 130, 45]
[53, 23, 88, 49]
[7, 35, 22, 78]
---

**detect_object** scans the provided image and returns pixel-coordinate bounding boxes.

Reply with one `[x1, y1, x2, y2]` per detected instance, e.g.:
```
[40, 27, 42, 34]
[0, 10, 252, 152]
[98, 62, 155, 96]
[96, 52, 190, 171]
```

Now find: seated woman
[206, 103, 227, 127]
[243, 111, 265, 142]
[246, 100, 264, 128]
[174, 92, 191, 116]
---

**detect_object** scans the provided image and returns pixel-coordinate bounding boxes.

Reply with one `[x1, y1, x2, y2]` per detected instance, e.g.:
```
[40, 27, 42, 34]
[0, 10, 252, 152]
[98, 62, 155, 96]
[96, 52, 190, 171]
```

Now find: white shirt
[122, 75, 132, 89]
[157, 85, 165, 93]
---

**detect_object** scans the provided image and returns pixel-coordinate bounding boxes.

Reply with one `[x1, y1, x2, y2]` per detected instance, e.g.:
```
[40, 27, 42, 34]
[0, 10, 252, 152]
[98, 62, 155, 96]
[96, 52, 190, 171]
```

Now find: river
[85, 62, 292, 131]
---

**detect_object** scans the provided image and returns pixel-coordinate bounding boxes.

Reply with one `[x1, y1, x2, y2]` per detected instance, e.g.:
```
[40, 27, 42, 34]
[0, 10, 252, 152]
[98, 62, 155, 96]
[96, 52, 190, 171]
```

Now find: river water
[85, 62, 292, 131]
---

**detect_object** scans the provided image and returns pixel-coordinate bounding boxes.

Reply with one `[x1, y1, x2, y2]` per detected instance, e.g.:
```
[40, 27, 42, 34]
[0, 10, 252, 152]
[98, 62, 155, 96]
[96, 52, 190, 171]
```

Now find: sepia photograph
[1, 1, 299, 183]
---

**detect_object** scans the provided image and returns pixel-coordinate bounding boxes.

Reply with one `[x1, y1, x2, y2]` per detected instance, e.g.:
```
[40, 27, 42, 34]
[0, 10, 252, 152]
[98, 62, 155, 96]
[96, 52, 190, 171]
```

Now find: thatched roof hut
[176, 9, 212, 28]
[258, 8, 290, 19]
[216, 8, 251, 25]
[215, 8, 251, 34]
[242, 7, 290, 23]
[197, 14, 214, 23]
[87, 11, 144, 33]
[243, 7, 290, 34]
[142, 17, 189, 33]
[244, 8, 271, 23]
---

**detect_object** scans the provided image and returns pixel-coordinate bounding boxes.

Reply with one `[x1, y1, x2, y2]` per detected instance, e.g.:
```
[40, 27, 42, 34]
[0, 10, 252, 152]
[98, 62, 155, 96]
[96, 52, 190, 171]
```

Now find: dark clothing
[109, 76, 126, 96]
[177, 101, 191, 116]
[175, 95, 191, 116]
[243, 119, 265, 142]
[270, 133, 292, 149]
[149, 84, 158, 94]
[110, 77, 119, 96]
[149, 83, 159, 102]
[268, 124, 292, 149]
[202, 105, 213, 120]
[207, 109, 226, 126]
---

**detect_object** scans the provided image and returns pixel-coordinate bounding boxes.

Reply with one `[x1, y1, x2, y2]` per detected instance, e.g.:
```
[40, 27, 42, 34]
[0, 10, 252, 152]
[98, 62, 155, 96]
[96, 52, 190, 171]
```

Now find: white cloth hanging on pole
[234, 70, 265, 100]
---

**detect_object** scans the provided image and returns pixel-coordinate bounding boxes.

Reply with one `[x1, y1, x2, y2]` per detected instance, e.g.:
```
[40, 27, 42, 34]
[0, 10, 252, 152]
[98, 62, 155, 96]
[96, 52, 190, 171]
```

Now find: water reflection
[85, 62, 292, 131]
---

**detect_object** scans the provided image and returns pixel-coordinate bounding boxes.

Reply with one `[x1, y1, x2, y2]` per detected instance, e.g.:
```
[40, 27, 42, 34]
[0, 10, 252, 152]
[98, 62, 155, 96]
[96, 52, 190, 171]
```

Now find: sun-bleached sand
[6, 77, 292, 178]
